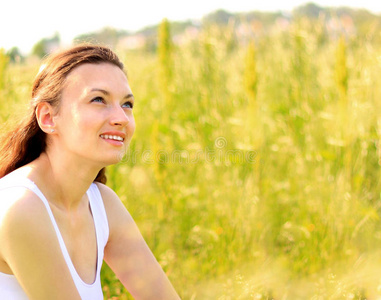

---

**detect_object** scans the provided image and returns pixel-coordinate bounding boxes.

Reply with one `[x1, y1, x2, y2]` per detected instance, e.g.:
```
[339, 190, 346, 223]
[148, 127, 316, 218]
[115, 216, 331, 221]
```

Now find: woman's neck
[26, 151, 102, 211]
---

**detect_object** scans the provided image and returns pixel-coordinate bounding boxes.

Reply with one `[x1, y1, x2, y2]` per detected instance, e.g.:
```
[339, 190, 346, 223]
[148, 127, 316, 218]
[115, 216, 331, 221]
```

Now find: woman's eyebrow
[124, 93, 134, 100]
[90, 88, 134, 99]
[90, 88, 110, 95]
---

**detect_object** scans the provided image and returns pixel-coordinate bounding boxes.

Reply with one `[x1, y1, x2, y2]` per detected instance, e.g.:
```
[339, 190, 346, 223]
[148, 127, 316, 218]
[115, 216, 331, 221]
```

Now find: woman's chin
[103, 152, 126, 166]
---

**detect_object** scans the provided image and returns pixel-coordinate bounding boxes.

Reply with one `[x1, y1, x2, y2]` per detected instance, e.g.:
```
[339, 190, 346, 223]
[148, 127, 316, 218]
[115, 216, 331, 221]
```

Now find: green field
[1, 15, 381, 299]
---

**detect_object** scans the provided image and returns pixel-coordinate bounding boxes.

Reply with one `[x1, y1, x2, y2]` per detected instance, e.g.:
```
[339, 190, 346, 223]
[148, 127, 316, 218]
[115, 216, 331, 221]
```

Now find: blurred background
[1, 1, 381, 299]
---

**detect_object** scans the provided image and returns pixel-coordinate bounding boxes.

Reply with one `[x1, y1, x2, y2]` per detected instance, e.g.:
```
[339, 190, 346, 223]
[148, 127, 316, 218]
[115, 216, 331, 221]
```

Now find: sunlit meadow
[1, 13, 381, 299]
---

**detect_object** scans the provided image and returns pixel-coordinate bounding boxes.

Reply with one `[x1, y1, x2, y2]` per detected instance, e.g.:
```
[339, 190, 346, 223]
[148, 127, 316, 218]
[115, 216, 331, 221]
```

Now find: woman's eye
[122, 101, 134, 109]
[91, 97, 105, 103]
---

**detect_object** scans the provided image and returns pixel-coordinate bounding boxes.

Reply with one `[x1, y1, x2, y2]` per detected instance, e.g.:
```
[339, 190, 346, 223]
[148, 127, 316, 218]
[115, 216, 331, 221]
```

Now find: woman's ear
[35, 102, 56, 134]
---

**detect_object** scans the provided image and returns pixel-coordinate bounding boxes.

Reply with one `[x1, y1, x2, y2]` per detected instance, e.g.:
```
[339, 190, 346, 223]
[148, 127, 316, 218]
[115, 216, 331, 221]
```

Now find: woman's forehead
[67, 62, 126, 81]
[63, 63, 129, 93]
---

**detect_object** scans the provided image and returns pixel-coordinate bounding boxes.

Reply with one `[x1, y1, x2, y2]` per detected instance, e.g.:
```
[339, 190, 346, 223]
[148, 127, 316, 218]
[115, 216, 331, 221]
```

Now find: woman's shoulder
[0, 185, 55, 266]
[0, 185, 50, 236]
[94, 181, 131, 210]
[0, 184, 42, 214]
[93, 182, 134, 232]
[93, 181, 118, 200]
[0, 186, 82, 299]
[93, 182, 128, 213]
[93, 182, 124, 211]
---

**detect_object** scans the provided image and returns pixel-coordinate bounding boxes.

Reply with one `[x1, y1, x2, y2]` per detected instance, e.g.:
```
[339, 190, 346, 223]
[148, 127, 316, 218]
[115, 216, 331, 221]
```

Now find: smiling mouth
[100, 134, 124, 142]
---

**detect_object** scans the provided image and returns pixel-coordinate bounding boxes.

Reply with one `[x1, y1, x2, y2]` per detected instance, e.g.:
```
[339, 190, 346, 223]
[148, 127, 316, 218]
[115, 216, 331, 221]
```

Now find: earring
[50, 129, 55, 133]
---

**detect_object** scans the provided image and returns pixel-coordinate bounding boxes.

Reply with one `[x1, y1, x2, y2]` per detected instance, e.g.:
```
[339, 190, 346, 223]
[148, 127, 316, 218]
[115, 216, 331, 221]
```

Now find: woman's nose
[109, 106, 130, 126]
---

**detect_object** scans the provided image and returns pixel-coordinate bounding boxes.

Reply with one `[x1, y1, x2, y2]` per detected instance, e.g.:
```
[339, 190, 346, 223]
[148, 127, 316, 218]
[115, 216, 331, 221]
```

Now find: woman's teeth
[100, 134, 124, 141]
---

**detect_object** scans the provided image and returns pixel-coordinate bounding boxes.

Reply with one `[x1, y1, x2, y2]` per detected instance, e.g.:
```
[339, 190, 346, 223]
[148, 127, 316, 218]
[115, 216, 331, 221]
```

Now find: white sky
[0, 0, 380, 54]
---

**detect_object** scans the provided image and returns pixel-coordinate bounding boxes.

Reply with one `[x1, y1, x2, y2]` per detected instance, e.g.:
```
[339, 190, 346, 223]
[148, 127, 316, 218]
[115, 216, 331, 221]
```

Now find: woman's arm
[97, 183, 180, 300]
[0, 188, 81, 300]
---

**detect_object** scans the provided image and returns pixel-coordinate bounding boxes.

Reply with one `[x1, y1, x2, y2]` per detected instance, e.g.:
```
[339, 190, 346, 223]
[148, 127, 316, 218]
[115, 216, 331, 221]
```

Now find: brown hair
[0, 44, 125, 183]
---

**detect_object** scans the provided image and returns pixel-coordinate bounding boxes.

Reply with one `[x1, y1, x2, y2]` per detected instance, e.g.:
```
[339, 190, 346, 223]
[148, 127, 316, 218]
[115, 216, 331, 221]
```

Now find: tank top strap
[10, 178, 81, 283]
[87, 183, 109, 250]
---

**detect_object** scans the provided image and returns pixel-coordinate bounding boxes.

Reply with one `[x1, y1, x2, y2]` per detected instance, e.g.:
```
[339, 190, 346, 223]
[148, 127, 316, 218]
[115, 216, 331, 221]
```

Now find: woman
[0, 44, 180, 299]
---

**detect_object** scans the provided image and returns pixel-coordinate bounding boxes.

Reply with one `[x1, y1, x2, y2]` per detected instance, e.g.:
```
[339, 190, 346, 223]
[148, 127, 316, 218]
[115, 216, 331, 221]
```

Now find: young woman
[0, 45, 180, 299]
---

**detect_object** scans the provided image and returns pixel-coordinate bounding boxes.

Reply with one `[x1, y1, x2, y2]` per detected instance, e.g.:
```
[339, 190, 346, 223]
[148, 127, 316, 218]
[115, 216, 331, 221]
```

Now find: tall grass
[1, 16, 381, 299]
[0, 49, 9, 91]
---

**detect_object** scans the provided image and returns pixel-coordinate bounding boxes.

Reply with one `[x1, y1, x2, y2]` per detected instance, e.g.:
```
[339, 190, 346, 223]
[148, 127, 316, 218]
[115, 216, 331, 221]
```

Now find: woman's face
[53, 62, 135, 167]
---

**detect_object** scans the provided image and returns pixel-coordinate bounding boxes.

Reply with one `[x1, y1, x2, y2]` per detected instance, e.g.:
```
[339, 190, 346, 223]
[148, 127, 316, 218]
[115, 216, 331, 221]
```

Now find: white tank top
[0, 170, 109, 299]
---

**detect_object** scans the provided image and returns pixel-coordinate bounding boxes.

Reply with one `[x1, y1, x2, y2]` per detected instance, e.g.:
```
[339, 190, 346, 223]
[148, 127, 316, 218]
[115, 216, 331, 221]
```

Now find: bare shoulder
[94, 182, 128, 212]
[94, 181, 119, 203]
[0, 187, 81, 298]
[0, 186, 52, 254]
[94, 182, 135, 230]
[0, 186, 49, 234]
